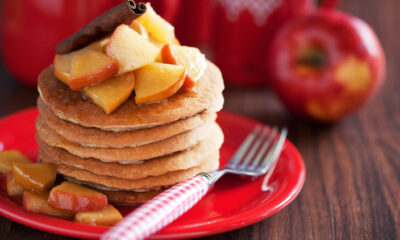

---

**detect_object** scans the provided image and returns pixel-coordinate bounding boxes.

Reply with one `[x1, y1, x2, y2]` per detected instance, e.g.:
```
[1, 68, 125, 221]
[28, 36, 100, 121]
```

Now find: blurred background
[0, 0, 393, 124]
[0, 0, 399, 239]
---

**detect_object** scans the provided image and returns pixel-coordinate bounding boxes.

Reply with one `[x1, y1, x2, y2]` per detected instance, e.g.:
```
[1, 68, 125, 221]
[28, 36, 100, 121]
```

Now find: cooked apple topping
[6, 172, 25, 196]
[69, 50, 119, 90]
[74, 204, 123, 226]
[53, 2, 206, 112]
[161, 44, 206, 89]
[12, 162, 57, 192]
[48, 181, 108, 212]
[135, 63, 186, 104]
[0, 150, 30, 173]
[106, 24, 159, 75]
[54, 38, 116, 90]
[23, 191, 75, 219]
[129, 20, 149, 40]
[136, 3, 175, 44]
[0, 150, 123, 225]
[85, 38, 110, 52]
[82, 72, 135, 114]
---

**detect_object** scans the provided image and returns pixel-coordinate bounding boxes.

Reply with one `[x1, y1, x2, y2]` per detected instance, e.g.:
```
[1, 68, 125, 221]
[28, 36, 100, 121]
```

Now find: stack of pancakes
[36, 60, 224, 204]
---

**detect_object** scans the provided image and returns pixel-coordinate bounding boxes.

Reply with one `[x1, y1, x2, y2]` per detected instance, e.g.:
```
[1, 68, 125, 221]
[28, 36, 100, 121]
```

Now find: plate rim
[0, 108, 306, 239]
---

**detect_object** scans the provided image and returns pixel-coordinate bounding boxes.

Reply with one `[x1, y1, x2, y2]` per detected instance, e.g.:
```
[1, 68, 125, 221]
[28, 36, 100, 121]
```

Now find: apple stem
[320, 0, 340, 9]
[297, 51, 326, 70]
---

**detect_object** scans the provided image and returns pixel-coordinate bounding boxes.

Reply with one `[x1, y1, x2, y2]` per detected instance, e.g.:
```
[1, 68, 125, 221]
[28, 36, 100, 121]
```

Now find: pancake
[60, 177, 165, 205]
[102, 189, 164, 205]
[36, 118, 216, 162]
[56, 152, 219, 191]
[64, 176, 166, 205]
[38, 98, 216, 148]
[38, 61, 224, 131]
[38, 123, 224, 179]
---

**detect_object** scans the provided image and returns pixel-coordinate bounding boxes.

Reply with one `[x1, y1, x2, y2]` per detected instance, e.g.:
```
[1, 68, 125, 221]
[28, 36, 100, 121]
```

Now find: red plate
[0, 108, 305, 239]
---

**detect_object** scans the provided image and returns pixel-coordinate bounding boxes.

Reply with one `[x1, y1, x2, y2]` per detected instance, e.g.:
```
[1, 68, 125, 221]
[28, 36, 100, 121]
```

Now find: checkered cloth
[101, 175, 209, 240]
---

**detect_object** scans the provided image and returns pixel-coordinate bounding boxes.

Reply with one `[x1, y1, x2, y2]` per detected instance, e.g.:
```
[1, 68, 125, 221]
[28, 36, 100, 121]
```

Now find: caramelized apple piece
[82, 72, 135, 114]
[54, 38, 110, 85]
[161, 44, 206, 89]
[6, 172, 24, 196]
[154, 38, 180, 62]
[54, 54, 73, 84]
[173, 38, 181, 46]
[149, 36, 164, 49]
[48, 181, 107, 212]
[23, 191, 74, 219]
[12, 162, 57, 192]
[129, 20, 148, 39]
[0, 150, 30, 174]
[136, 3, 175, 44]
[68, 50, 119, 90]
[86, 38, 110, 53]
[160, 44, 178, 64]
[74, 204, 123, 226]
[106, 24, 159, 75]
[135, 63, 186, 104]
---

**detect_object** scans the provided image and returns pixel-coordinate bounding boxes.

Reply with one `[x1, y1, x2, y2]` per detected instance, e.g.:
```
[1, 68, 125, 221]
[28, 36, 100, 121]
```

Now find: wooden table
[0, 0, 399, 239]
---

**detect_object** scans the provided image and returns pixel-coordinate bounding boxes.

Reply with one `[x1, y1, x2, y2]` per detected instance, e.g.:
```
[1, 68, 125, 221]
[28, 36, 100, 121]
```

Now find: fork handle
[101, 175, 211, 240]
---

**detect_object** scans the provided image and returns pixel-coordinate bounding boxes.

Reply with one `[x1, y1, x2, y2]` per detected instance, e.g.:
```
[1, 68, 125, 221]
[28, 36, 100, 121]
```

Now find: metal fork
[102, 125, 288, 240]
[202, 125, 288, 185]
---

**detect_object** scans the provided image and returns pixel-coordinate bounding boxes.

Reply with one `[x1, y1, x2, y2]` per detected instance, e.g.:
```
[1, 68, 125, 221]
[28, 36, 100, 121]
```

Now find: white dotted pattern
[101, 176, 209, 240]
[215, 0, 283, 26]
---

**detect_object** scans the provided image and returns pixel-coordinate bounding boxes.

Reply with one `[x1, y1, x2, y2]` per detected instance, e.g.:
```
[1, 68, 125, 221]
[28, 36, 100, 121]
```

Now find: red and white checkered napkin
[101, 175, 210, 240]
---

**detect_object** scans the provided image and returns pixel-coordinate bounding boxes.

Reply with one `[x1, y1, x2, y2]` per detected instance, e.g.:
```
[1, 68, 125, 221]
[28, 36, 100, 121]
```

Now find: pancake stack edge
[36, 61, 225, 205]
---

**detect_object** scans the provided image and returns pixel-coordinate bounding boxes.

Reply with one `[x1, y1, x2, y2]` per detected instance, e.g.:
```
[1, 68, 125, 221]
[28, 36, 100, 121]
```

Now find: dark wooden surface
[0, 0, 399, 239]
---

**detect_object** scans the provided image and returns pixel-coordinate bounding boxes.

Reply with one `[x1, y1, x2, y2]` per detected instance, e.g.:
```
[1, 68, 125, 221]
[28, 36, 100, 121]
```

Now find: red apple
[267, 9, 385, 122]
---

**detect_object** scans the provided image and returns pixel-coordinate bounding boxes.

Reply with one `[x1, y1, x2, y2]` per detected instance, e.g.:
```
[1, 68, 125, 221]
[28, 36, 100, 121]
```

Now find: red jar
[212, 0, 314, 87]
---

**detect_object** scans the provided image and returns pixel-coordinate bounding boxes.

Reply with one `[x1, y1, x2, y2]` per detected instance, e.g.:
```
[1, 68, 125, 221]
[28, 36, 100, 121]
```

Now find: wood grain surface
[0, 0, 399, 239]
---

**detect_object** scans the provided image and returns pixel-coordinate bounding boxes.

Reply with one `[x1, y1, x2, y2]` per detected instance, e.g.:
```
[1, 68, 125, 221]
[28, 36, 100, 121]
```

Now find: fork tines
[226, 125, 288, 175]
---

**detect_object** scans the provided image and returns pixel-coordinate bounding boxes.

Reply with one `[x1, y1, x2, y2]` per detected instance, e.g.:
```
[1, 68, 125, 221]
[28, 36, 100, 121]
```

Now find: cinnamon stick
[56, 0, 146, 54]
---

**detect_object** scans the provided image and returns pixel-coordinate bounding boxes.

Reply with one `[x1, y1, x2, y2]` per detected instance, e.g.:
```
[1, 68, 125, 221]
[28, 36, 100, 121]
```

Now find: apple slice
[160, 44, 206, 89]
[68, 50, 119, 90]
[173, 38, 181, 46]
[86, 38, 110, 52]
[154, 39, 180, 63]
[149, 36, 165, 49]
[106, 24, 159, 75]
[134, 63, 186, 104]
[129, 20, 148, 39]
[54, 38, 110, 85]
[48, 181, 107, 212]
[12, 162, 57, 192]
[82, 72, 135, 114]
[160, 44, 178, 64]
[136, 3, 175, 44]
[0, 150, 30, 174]
[74, 204, 123, 226]
[23, 191, 74, 219]
[54, 54, 73, 84]
[6, 172, 25, 196]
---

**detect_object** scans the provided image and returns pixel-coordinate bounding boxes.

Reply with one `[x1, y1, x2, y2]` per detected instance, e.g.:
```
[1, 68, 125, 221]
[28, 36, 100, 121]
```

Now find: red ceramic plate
[0, 108, 305, 239]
